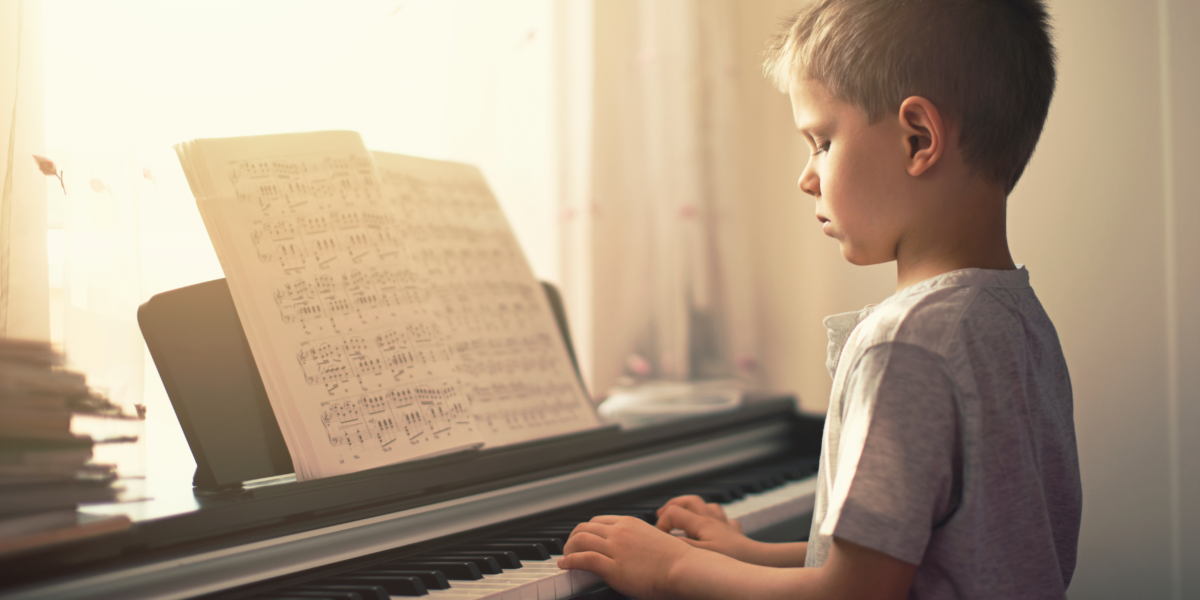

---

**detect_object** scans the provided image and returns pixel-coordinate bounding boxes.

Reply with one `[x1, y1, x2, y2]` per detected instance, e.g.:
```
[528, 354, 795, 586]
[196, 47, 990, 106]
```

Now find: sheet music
[177, 132, 598, 480]
[374, 151, 598, 446]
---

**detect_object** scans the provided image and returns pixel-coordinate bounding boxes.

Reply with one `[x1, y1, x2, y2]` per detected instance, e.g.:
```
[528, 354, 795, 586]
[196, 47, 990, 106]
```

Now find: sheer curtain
[1, 0, 49, 342]
[565, 0, 758, 398]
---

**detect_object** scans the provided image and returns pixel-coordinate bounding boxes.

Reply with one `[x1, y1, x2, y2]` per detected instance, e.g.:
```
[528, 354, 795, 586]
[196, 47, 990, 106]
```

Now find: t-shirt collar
[820, 266, 1030, 379]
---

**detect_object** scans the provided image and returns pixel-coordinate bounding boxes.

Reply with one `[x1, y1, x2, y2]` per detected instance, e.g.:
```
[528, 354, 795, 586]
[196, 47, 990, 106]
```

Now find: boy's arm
[560, 515, 916, 600]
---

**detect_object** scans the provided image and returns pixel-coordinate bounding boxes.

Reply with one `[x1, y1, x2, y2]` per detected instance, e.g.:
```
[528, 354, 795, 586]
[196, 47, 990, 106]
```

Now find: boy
[558, 0, 1082, 598]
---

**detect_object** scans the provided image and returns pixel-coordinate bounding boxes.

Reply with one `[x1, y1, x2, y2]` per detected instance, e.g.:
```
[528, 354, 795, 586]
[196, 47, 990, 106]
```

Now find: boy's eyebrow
[795, 117, 833, 139]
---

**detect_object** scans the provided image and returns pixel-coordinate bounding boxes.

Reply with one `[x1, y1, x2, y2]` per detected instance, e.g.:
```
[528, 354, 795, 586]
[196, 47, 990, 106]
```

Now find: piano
[0, 281, 824, 600]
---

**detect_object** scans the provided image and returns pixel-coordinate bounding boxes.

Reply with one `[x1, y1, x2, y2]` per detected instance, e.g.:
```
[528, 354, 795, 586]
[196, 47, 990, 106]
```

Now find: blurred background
[0, 0, 1195, 598]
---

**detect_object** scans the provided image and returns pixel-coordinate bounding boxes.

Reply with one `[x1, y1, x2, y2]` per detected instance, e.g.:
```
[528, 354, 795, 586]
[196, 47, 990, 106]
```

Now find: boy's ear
[897, 96, 944, 177]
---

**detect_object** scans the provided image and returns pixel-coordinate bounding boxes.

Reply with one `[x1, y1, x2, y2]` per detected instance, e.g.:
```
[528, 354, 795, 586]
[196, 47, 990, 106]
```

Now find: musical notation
[320, 379, 472, 452]
[296, 323, 454, 394]
[185, 133, 598, 479]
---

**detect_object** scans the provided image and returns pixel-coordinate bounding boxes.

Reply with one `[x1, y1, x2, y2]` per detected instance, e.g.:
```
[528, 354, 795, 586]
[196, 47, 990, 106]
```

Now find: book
[0, 476, 121, 516]
[0, 339, 131, 547]
[0, 509, 78, 539]
[175, 131, 600, 481]
[0, 513, 131, 558]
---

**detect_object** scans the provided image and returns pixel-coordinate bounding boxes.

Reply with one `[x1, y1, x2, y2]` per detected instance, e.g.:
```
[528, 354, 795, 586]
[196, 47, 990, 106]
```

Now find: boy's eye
[812, 140, 831, 156]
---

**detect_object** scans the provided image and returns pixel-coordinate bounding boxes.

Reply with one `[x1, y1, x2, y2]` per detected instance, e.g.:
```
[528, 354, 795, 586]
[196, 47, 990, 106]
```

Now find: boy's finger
[589, 515, 622, 525]
[656, 504, 707, 536]
[563, 530, 609, 556]
[706, 503, 729, 521]
[657, 495, 709, 516]
[570, 522, 610, 540]
[557, 551, 615, 578]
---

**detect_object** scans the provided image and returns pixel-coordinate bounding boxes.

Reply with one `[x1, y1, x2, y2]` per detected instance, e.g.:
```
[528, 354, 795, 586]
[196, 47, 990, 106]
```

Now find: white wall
[734, 1, 1199, 598]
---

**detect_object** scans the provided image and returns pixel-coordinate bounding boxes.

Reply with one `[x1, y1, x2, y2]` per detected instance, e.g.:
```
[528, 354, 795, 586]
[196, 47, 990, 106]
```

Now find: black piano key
[518, 528, 576, 540]
[676, 487, 738, 503]
[471, 542, 550, 561]
[539, 520, 591, 530]
[325, 575, 427, 597]
[379, 560, 483, 580]
[495, 537, 565, 554]
[288, 585, 389, 600]
[257, 597, 341, 600]
[434, 549, 523, 569]
[781, 466, 808, 480]
[711, 477, 765, 494]
[352, 570, 450, 590]
[418, 555, 502, 574]
[265, 591, 363, 600]
[616, 500, 671, 509]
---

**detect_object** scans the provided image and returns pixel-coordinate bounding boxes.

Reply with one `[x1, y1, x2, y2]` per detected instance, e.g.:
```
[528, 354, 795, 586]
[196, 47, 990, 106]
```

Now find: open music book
[175, 131, 599, 481]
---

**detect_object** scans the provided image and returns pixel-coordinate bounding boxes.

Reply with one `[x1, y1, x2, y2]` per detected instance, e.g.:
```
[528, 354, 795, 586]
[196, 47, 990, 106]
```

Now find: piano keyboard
[0, 417, 816, 600]
[248, 461, 818, 600]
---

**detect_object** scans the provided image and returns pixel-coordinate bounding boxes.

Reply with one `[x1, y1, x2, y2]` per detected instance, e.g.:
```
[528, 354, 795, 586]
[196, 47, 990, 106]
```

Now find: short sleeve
[819, 342, 960, 565]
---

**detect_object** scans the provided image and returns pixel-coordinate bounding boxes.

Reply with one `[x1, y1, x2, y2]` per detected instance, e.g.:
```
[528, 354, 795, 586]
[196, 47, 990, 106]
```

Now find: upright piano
[0, 281, 823, 600]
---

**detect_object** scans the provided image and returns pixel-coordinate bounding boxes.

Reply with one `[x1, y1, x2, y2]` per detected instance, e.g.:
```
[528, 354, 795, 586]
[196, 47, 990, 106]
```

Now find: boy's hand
[655, 494, 809, 567]
[655, 495, 755, 560]
[559, 514, 698, 600]
[657, 494, 743, 532]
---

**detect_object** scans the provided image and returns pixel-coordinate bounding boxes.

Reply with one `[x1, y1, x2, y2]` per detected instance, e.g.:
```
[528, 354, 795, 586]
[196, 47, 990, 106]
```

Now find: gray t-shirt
[805, 267, 1081, 599]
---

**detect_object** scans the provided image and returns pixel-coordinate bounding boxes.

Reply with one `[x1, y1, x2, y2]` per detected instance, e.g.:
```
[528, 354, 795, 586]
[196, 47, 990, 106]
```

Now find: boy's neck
[894, 181, 1015, 291]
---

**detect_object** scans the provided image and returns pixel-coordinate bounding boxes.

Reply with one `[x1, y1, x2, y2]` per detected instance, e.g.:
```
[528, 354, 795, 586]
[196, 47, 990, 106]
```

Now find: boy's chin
[840, 245, 892, 267]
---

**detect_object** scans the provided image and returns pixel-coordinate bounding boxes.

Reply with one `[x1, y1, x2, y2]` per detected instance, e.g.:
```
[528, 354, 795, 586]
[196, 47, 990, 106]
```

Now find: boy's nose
[799, 170, 820, 198]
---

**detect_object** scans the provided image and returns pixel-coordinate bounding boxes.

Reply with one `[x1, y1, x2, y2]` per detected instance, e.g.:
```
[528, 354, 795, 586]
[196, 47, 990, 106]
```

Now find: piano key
[434, 549, 524, 569]
[380, 560, 483, 580]
[285, 584, 390, 600]
[267, 591, 364, 600]
[720, 475, 818, 537]
[490, 538, 565, 554]
[470, 543, 550, 561]
[257, 597, 344, 600]
[511, 530, 574, 543]
[680, 487, 740, 503]
[422, 558, 602, 600]
[352, 569, 451, 589]
[324, 575, 427, 596]
[419, 555, 504, 575]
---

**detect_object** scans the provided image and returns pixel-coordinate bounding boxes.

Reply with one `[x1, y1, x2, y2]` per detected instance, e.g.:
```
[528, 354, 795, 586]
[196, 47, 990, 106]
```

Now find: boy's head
[764, 0, 1056, 195]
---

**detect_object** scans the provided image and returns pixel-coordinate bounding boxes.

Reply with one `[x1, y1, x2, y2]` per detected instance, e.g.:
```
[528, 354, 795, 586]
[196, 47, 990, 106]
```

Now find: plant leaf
[31, 154, 57, 176]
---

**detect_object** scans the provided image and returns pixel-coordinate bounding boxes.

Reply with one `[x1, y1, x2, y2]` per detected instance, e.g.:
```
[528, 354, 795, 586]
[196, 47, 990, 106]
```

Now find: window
[42, 0, 563, 487]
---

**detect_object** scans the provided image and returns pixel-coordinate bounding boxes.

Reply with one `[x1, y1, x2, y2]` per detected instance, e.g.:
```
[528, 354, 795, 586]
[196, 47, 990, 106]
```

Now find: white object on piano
[598, 380, 742, 429]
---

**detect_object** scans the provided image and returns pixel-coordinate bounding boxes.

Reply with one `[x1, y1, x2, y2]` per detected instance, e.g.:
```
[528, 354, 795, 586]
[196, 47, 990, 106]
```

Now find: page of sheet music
[178, 132, 598, 480]
[373, 151, 599, 446]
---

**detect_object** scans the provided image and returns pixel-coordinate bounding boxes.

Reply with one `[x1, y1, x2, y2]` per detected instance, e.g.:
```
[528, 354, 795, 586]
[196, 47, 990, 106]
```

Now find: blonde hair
[764, 0, 1056, 193]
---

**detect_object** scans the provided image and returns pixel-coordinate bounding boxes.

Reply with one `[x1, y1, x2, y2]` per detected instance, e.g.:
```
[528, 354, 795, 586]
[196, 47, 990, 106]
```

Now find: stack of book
[0, 338, 132, 556]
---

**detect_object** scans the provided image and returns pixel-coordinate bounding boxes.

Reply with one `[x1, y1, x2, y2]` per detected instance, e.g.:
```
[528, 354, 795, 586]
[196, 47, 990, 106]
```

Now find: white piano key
[722, 475, 817, 536]
[425, 558, 590, 600]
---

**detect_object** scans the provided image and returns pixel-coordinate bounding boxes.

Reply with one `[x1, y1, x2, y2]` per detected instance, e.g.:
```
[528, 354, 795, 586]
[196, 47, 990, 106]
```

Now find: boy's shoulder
[850, 266, 1042, 361]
